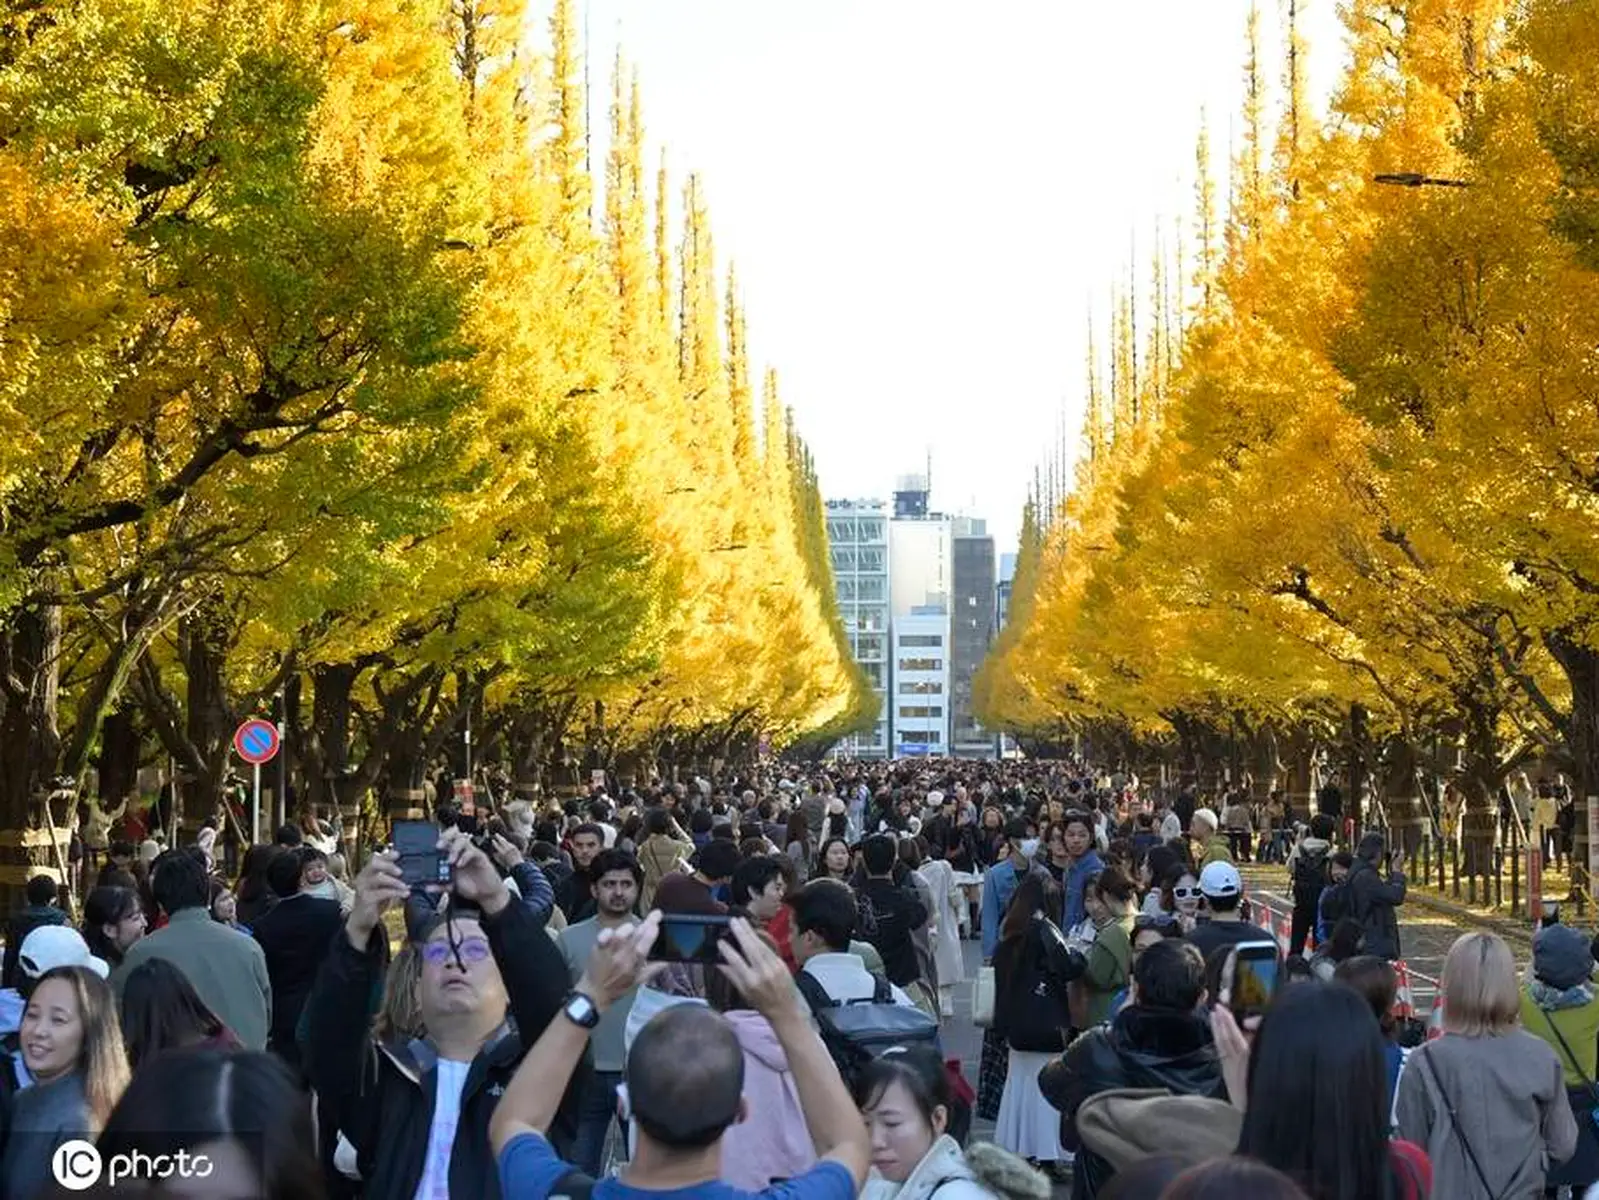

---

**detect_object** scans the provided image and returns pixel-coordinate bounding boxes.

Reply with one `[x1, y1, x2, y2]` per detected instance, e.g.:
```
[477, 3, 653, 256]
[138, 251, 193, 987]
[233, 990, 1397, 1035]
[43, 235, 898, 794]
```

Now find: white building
[826, 499, 890, 758]
[891, 610, 949, 756]
[887, 476, 952, 753]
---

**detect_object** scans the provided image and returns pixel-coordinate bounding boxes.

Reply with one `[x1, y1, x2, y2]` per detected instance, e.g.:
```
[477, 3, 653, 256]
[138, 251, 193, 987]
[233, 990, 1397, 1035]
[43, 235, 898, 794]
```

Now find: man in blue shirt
[490, 911, 869, 1200]
[980, 818, 1033, 960]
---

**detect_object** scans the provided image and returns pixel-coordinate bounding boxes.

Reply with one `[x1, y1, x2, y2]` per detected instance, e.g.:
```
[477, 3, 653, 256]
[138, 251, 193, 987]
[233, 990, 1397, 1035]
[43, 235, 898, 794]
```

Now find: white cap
[19, 926, 109, 981]
[1198, 861, 1242, 899]
[927, 790, 945, 807]
[1191, 807, 1220, 833]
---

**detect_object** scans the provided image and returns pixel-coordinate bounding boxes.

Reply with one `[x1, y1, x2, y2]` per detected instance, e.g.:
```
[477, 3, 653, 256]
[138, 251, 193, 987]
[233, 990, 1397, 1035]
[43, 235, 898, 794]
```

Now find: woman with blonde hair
[1396, 931, 1577, 1198]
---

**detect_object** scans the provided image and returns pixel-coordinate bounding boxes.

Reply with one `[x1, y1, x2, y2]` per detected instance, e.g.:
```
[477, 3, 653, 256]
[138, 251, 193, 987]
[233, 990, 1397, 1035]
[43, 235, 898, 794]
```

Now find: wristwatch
[562, 992, 602, 1030]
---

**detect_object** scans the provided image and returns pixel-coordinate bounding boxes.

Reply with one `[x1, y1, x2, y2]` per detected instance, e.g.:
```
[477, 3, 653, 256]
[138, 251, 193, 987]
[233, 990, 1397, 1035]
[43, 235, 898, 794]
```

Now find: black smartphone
[393, 820, 451, 890]
[648, 914, 733, 964]
[1230, 940, 1281, 1019]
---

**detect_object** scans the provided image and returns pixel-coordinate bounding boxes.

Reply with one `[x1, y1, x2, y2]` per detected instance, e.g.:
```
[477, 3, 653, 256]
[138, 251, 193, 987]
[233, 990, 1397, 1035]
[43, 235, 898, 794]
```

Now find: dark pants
[570, 1068, 623, 1178]
[1289, 899, 1317, 957]
[1548, 1086, 1599, 1192]
[1227, 830, 1253, 862]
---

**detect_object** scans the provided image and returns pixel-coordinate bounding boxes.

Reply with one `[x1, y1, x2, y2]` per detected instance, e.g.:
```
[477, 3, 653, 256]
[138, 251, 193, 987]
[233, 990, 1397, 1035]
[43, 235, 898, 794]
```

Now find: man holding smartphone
[491, 912, 869, 1200]
[303, 826, 578, 1199]
[1346, 832, 1408, 961]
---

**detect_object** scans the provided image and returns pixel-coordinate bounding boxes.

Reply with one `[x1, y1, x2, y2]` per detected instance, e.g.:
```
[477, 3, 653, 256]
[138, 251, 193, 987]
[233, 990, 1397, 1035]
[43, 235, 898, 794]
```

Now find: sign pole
[252, 763, 261, 846]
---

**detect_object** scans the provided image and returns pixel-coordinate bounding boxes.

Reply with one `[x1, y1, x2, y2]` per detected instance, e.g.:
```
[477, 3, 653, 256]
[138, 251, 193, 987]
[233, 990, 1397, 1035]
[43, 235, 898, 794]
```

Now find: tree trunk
[1546, 633, 1599, 900]
[1456, 700, 1504, 876]
[0, 604, 71, 902]
[296, 663, 375, 855]
[1346, 702, 1371, 836]
[1248, 722, 1282, 805]
[1380, 736, 1425, 856]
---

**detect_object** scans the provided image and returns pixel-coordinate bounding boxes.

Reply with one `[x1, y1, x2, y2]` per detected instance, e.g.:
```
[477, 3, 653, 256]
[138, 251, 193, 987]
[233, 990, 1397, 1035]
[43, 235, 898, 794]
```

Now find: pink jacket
[719, 1010, 818, 1191]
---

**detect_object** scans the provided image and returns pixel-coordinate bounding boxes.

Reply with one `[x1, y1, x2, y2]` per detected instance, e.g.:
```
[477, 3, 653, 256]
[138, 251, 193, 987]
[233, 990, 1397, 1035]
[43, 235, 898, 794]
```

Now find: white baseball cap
[19, 926, 109, 981]
[1198, 861, 1243, 899]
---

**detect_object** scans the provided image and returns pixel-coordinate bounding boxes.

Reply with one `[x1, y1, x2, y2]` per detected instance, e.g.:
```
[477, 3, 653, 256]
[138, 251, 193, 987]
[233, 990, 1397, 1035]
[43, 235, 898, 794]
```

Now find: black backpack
[1320, 873, 1354, 927]
[794, 970, 940, 1087]
[1292, 845, 1330, 901]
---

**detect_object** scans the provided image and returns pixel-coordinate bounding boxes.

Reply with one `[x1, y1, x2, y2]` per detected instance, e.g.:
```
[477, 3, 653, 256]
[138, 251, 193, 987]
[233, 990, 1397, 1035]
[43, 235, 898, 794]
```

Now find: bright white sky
[541, 1, 1348, 553]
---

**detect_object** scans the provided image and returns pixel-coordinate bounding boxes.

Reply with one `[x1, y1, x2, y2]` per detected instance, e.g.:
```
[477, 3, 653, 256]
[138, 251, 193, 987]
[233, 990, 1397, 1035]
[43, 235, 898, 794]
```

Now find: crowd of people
[0, 757, 1586, 1199]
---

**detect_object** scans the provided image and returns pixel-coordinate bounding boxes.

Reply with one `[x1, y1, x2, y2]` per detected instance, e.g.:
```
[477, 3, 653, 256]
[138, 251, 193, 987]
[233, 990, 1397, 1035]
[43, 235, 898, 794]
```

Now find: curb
[1404, 887, 1533, 946]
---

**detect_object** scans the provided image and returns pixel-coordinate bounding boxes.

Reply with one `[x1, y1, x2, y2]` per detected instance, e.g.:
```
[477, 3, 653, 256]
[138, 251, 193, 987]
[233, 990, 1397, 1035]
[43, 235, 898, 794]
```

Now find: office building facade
[825, 499, 891, 757]
[951, 519, 996, 757]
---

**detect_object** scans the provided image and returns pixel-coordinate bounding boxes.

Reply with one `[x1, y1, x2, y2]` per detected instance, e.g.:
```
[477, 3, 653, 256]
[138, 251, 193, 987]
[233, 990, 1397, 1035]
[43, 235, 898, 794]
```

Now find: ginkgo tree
[0, 0, 871, 886]
[979, 0, 1599, 868]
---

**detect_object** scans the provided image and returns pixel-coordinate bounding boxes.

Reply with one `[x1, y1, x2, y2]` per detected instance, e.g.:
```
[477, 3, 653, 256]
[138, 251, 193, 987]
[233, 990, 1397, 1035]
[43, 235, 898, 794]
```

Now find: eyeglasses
[422, 936, 491, 968]
[1171, 886, 1200, 899]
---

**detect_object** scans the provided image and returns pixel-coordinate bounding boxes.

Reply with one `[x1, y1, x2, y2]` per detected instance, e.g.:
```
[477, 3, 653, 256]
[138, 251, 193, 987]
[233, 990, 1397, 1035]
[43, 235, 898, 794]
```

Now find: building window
[899, 634, 943, 648]
[898, 657, 942, 672]
[898, 705, 944, 719]
[898, 681, 939, 695]
[899, 730, 942, 744]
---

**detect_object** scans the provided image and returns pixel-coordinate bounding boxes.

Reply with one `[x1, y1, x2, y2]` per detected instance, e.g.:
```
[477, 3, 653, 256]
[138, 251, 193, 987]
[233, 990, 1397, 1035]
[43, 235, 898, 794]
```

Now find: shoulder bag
[1418, 1049, 1502, 1200]
[973, 964, 996, 1027]
[1536, 1004, 1599, 1136]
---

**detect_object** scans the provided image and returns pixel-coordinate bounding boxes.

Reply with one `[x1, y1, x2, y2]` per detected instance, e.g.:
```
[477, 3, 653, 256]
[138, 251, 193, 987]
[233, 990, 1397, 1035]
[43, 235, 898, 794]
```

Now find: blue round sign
[233, 718, 280, 765]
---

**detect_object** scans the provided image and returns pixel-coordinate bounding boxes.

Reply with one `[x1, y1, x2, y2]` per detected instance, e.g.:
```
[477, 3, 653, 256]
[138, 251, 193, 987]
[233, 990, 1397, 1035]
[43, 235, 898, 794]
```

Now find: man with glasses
[304, 826, 578, 1199]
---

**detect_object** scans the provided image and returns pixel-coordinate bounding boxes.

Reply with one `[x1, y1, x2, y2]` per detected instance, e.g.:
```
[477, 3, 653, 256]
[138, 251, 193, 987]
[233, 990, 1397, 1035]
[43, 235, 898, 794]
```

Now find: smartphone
[1230, 941, 1281, 1019]
[648, 914, 733, 964]
[392, 820, 451, 890]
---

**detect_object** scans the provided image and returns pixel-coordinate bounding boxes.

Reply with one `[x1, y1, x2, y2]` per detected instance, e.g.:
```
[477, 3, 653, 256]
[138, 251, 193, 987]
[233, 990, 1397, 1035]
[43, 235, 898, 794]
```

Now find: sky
[541, 1, 1349, 554]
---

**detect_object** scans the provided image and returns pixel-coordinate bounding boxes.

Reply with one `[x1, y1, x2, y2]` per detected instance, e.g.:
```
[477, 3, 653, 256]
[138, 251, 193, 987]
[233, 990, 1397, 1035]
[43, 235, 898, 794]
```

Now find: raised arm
[718, 917, 871, 1188]
[490, 911, 662, 1155]
[301, 851, 407, 1158]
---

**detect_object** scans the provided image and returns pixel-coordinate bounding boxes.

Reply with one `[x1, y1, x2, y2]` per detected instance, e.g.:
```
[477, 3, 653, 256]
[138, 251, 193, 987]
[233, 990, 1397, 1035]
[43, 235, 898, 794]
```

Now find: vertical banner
[1587, 795, 1599, 909]
[1528, 846, 1543, 923]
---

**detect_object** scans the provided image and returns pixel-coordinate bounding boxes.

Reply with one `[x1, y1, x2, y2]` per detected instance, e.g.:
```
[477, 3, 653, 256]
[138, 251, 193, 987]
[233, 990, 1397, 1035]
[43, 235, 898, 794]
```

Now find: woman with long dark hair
[992, 871, 1070, 1174]
[93, 1050, 326, 1199]
[234, 843, 283, 928]
[81, 886, 146, 971]
[1230, 979, 1431, 1200]
[816, 836, 853, 884]
[1, 966, 129, 1198]
[120, 958, 241, 1069]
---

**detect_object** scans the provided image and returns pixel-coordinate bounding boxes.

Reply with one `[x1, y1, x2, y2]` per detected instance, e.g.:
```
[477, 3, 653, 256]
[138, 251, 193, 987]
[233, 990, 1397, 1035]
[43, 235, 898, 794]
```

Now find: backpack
[1320, 875, 1353, 928]
[1292, 845, 1330, 901]
[794, 970, 940, 1087]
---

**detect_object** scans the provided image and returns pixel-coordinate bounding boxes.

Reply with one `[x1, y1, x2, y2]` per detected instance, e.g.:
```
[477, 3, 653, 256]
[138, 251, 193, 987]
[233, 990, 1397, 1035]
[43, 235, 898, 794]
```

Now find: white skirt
[993, 1049, 1066, 1162]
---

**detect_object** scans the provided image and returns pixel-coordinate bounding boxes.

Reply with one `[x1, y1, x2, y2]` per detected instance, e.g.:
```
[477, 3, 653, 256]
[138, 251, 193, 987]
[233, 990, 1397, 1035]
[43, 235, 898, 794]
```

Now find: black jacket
[2, 905, 69, 989]
[250, 894, 345, 1072]
[1039, 1006, 1225, 1199]
[302, 897, 582, 1199]
[994, 918, 1071, 1054]
[857, 876, 929, 988]
[1346, 856, 1406, 960]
